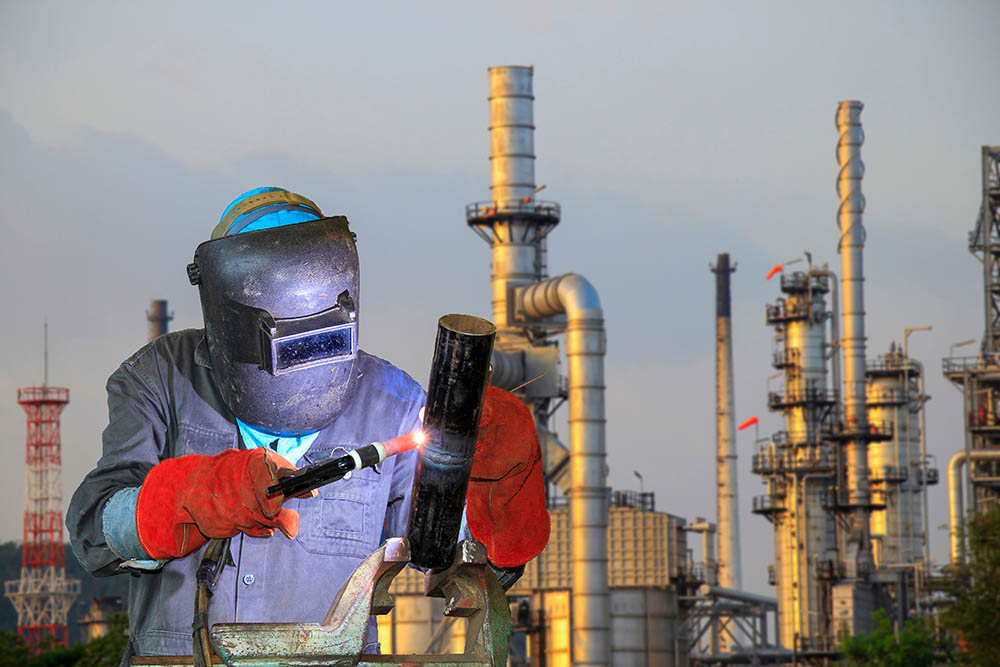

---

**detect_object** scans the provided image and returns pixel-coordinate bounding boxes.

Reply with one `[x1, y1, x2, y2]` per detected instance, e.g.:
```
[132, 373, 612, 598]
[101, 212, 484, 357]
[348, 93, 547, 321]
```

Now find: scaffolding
[943, 146, 1000, 558]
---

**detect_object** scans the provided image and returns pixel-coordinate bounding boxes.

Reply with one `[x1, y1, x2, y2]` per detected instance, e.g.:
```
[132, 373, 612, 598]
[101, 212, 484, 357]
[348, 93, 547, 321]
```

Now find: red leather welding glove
[135, 448, 300, 560]
[466, 385, 550, 568]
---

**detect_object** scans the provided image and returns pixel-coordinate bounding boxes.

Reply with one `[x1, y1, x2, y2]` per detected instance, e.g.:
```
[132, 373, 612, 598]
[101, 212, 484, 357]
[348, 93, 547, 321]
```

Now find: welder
[65, 187, 550, 664]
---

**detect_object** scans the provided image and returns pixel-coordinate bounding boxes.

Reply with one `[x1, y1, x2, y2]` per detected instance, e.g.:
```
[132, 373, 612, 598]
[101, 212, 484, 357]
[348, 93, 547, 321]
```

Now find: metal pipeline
[511, 272, 608, 665]
[712, 253, 742, 592]
[812, 268, 841, 412]
[915, 362, 930, 570]
[406, 314, 496, 569]
[947, 450, 1000, 565]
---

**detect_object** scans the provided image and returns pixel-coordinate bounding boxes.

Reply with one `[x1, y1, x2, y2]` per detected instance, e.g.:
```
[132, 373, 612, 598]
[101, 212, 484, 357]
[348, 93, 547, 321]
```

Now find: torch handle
[266, 443, 386, 498]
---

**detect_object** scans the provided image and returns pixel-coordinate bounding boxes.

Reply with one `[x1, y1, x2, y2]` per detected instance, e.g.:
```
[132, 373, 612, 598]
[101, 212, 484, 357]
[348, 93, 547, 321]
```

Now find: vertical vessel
[754, 266, 838, 652]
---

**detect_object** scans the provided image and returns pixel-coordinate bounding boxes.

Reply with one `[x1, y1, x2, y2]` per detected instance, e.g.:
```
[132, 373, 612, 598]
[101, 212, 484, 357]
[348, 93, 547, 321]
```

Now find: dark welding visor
[258, 290, 357, 375]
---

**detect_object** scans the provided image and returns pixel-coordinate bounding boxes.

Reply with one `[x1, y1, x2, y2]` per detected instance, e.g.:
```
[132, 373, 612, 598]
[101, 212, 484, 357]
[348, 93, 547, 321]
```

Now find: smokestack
[489, 66, 536, 207]
[712, 253, 741, 591]
[483, 66, 542, 334]
[146, 299, 173, 341]
[836, 100, 874, 577]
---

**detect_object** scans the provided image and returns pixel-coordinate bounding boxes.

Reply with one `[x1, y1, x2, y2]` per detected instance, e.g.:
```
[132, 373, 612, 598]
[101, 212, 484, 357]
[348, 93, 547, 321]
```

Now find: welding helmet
[187, 188, 361, 435]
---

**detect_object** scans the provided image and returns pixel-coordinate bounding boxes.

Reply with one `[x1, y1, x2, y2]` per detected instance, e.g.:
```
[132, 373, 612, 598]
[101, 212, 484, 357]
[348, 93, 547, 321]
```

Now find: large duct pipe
[836, 101, 876, 584]
[146, 299, 173, 341]
[489, 347, 526, 391]
[712, 253, 742, 592]
[947, 450, 1000, 566]
[406, 314, 496, 569]
[512, 272, 608, 665]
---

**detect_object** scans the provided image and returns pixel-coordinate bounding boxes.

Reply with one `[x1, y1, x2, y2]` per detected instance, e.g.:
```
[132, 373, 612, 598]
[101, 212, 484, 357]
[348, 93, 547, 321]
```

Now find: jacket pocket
[176, 422, 235, 456]
[295, 445, 383, 557]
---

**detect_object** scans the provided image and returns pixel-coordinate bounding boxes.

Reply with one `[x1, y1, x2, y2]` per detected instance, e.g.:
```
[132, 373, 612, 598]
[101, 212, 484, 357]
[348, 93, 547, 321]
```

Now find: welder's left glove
[465, 385, 550, 569]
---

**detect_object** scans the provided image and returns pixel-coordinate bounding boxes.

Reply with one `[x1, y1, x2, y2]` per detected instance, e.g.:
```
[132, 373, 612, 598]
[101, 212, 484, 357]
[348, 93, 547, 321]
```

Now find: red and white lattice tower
[4, 383, 80, 651]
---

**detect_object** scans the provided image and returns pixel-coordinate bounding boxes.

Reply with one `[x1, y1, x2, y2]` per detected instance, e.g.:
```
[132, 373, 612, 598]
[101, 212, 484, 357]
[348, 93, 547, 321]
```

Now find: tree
[936, 505, 1000, 665]
[0, 612, 127, 667]
[75, 612, 129, 667]
[838, 608, 953, 666]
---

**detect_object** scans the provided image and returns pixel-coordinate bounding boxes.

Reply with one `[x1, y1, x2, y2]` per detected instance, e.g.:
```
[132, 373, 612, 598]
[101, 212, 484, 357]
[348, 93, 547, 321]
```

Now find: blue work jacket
[66, 329, 424, 661]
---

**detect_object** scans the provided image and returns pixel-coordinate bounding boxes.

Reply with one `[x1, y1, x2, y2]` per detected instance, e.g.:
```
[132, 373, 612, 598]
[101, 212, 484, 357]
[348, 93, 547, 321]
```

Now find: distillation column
[865, 345, 926, 569]
[754, 270, 838, 653]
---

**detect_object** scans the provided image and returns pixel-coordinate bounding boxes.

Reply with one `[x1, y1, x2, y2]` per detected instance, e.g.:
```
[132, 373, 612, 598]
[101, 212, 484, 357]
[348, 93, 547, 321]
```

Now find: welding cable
[193, 537, 232, 667]
[266, 429, 424, 498]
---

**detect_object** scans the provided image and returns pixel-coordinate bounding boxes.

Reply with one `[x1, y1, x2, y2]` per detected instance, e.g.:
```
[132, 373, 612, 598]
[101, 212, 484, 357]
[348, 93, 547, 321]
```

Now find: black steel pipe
[406, 314, 496, 569]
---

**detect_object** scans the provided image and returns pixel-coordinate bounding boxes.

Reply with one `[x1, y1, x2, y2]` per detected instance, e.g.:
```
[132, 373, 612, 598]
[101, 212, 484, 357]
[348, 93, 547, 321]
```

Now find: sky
[0, 1, 997, 598]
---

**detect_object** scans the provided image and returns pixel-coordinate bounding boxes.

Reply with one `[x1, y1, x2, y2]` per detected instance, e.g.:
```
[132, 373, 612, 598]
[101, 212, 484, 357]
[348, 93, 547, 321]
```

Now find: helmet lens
[271, 322, 356, 375]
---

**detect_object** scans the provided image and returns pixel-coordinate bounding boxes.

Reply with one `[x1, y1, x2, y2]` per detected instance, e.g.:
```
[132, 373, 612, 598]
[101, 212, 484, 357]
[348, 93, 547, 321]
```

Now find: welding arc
[265, 430, 422, 498]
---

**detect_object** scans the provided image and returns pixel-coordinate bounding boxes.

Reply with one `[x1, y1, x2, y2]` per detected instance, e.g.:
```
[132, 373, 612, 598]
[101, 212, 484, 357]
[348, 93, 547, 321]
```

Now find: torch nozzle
[382, 428, 425, 458]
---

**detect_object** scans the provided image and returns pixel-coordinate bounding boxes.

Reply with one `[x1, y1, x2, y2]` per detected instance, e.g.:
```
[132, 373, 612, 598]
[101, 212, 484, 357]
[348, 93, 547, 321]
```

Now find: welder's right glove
[135, 448, 300, 560]
[466, 385, 550, 569]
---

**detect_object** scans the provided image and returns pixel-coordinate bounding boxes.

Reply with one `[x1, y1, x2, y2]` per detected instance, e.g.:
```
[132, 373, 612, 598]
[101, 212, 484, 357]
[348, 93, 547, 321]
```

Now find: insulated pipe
[512, 272, 608, 665]
[836, 100, 871, 512]
[916, 363, 931, 570]
[947, 450, 1000, 565]
[406, 314, 496, 569]
[712, 253, 742, 591]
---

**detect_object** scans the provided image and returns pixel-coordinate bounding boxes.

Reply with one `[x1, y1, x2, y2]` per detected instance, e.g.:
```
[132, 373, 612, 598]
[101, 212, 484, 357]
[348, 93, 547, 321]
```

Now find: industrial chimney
[711, 253, 742, 592]
[146, 299, 173, 341]
[832, 99, 876, 636]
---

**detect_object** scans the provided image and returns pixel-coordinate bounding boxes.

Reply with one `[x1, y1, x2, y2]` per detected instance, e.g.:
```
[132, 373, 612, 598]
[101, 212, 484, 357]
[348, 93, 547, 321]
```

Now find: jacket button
[243, 573, 255, 585]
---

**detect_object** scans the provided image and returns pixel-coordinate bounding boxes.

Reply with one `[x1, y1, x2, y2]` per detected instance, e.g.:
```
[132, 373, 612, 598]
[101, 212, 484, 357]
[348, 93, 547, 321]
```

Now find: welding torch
[266, 428, 425, 499]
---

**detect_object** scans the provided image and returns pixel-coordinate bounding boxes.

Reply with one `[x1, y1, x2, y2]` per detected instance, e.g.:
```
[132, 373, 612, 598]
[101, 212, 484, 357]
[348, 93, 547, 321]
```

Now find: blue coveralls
[66, 329, 424, 661]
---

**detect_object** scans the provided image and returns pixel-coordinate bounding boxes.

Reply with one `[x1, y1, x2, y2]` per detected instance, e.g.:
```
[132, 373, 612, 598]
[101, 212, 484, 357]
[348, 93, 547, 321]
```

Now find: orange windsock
[765, 265, 783, 281]
[738, 416, 759, 431]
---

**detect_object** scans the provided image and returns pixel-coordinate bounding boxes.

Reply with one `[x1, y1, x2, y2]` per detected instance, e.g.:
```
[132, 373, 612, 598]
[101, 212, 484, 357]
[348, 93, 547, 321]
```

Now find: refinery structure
[4, 65, 995, 667]
[380, 71, 998, 665]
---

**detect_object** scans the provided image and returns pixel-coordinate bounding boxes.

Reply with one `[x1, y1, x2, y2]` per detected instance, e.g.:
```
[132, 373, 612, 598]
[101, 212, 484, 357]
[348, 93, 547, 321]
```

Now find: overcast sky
[1, 1, 997, 597]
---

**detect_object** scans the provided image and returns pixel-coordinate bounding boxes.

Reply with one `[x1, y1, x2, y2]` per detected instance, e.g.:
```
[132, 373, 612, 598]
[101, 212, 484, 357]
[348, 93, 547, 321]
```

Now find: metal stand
[133, 538, 509, 667]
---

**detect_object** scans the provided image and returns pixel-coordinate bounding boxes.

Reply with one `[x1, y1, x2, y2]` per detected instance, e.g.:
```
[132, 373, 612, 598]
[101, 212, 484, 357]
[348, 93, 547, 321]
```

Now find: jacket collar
[195, 333, 213, 369]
